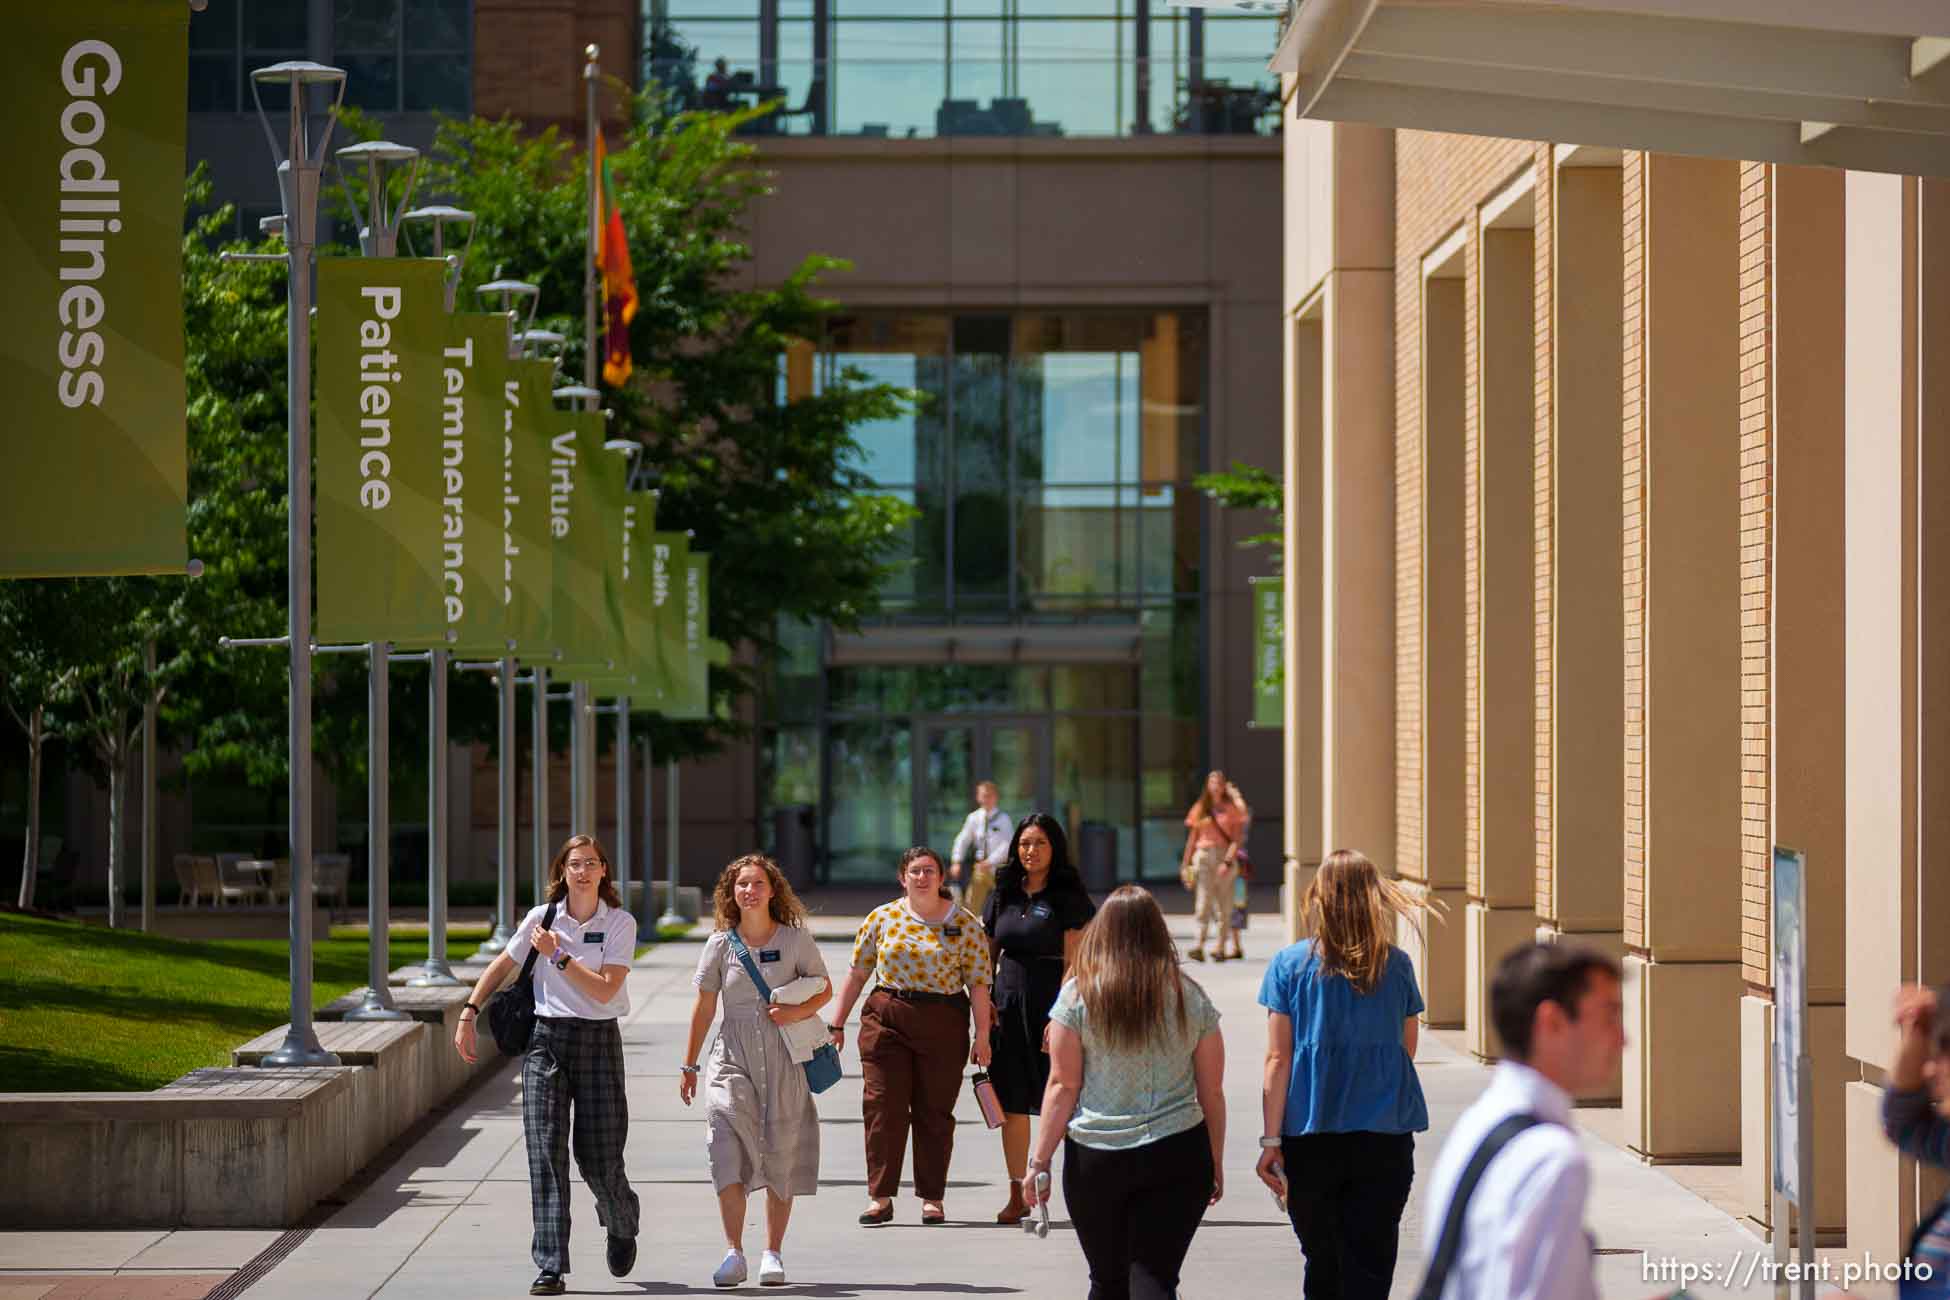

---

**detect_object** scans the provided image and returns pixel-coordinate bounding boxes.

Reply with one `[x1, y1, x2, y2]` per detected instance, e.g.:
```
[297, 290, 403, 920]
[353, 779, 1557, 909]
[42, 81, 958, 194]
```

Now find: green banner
[399, 313, 506, 652]
[502, 358, 556, 656]
[1250, 575, 1283, 729]
[555, 439, 633, 682]
[547, 410, 616, 673]
[647, 530, 691, 708]
[665, 551, 725, 721]
[2, 4, 188, 576]
[591, 492, 664, 703]
[315, 257, 448, 643]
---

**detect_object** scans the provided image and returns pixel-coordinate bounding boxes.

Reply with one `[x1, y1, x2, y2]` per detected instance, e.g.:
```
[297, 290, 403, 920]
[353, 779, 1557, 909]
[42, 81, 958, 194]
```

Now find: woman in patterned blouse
[826, 846, 995, 1226]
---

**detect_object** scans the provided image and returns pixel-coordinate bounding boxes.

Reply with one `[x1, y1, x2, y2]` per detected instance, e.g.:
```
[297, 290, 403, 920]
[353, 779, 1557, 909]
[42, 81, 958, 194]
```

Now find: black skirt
[988, 954, 1064, 1114]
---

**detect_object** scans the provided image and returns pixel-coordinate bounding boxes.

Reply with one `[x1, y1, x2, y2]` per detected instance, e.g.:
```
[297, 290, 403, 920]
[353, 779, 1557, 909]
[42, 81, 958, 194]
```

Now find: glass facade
[647, 2, 1280, 138]
[187, 0, 472, 116]
[762, 309, 1206, 884]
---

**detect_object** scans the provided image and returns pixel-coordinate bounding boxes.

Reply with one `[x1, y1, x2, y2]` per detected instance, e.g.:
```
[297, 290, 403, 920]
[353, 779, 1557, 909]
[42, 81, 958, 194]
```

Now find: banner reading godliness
[315, 257, 449, 643]
[1, 3, 188, 576]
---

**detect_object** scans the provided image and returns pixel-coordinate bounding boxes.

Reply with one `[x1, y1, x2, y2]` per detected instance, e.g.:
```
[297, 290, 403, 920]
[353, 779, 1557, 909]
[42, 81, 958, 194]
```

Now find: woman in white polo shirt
[455, 834, 640, 1298]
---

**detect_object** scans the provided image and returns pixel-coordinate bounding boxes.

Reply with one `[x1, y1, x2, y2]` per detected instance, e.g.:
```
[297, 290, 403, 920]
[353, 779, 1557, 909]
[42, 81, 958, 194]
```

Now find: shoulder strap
[519, 902, 559, 983]
[1415, 1112, 1547, 1300]
[725, 929, 775, 1000]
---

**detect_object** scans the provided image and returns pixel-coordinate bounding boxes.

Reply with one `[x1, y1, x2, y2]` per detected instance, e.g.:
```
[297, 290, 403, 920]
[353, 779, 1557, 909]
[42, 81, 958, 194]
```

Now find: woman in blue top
[1255, 849, 1429, 1300]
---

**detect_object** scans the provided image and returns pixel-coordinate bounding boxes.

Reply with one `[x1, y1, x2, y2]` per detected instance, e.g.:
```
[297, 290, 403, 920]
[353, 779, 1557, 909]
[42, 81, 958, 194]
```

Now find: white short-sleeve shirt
[505, 900, 638, 1020]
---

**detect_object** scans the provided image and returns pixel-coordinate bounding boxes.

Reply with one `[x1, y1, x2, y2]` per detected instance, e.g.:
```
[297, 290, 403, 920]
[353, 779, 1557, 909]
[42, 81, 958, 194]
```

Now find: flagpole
[573, 42, 602, 837]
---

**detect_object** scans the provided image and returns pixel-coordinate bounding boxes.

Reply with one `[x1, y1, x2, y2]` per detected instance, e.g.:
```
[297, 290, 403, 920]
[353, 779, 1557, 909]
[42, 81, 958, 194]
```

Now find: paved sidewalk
[3, 914, 1802, 1299]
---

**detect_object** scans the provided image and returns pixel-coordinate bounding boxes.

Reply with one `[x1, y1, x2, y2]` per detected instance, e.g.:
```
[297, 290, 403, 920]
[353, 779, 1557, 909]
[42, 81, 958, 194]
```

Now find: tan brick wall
[475, 0, 635, 137]
[1621, 151, 1646, 948]
[1532, 155, 1556, 917]
[1394, 131, 1537, 885]
[1738, 162, 1773, 988]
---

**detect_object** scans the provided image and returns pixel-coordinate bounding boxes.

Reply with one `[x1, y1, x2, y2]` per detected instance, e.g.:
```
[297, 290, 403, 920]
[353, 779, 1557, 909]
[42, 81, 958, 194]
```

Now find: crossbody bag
[486, 900, 558, 1056]
[725, 929, 843, 1095]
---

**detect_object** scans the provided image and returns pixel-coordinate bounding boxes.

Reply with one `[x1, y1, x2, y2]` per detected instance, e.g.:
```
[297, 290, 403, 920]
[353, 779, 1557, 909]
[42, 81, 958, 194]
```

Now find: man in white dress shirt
[948, 780, 1012, 916]
[1419, 943, 1625, 1300]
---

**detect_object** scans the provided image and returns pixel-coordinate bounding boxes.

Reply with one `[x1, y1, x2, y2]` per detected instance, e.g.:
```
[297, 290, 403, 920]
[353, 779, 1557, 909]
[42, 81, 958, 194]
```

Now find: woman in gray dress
[680, 853, 831, 1288]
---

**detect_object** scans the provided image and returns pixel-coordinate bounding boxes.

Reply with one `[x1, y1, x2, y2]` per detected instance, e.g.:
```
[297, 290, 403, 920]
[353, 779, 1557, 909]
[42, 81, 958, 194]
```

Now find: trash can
[1078, 821, 1117, 896]
[773, 804, 816, 892]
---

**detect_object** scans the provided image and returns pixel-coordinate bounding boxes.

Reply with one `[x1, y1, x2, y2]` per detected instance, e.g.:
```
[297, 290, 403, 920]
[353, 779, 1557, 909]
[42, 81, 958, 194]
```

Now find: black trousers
[1063, 1123, 1213, 1300]
[524, 1016, 640, 1275]
[1280, 1130, 1415, 1300]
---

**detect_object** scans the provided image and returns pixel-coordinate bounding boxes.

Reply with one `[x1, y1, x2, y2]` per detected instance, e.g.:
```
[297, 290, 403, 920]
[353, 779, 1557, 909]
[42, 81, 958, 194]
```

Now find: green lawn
[0, 914, 478, 1092]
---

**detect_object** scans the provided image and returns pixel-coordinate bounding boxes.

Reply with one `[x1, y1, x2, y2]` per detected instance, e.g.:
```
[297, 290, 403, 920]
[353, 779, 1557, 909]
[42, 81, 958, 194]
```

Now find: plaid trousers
[523, 1016, 640, 1275]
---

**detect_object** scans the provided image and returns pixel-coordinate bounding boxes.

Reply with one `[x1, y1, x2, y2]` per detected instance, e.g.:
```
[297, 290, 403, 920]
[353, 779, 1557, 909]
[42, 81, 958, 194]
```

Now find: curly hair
[545, 834, 624, 909]
[711, 853, 808, 931]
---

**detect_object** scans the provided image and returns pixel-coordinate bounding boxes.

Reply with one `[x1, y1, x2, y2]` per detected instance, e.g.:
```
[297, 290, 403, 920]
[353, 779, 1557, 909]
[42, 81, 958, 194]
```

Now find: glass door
[915, 717, 1050, 856]
[920, 724, 977, 863]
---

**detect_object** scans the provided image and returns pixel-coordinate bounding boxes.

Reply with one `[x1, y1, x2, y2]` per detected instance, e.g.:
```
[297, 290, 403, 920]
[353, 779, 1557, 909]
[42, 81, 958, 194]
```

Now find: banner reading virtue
[398, 312, 506, 653]
[555, 437, 633, 681]
[1250, 575, 1283, 729]
[503, 358, 557, 656]
[316, 257, 449, 643]
[548, 410, 616, 671]
[1, 3, 189, 576]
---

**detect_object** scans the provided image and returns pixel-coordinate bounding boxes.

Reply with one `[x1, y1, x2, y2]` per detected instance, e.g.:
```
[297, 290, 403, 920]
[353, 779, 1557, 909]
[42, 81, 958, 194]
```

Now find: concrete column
[1620, 153, 1744, 1160]
[1466, 220, 1539, 1060]
[1734, 165, 1848, 1239]
[1841, 173, 1950, 1262]
[1407, 269, 1468, 1028]
[1282, 313, 1325, 938]
[1542, 161, 1624, 971]
[1320, 269, 1396, 878]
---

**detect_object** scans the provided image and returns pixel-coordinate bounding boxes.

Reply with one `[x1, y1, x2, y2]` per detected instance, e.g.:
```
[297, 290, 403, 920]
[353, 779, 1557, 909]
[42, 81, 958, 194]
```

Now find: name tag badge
[1030, 901, 1053, 919]
[943, 926, 962, 938]
[584, 932, 605, 943]
[759, 949, 782, 963]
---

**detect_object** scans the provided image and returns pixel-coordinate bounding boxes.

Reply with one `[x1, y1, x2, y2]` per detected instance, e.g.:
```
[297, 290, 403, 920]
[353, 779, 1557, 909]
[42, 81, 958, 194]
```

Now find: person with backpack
[1417, 942, 1624, 1300]
[1254, 849, 1429, 1299]
[453, 834, 640, 1297]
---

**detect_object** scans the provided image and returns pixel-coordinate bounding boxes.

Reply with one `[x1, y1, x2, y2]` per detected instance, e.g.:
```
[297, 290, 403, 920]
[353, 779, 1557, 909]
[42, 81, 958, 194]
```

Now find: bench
[318, 984, 494, 1100]
[233, 1020, 428, 1155]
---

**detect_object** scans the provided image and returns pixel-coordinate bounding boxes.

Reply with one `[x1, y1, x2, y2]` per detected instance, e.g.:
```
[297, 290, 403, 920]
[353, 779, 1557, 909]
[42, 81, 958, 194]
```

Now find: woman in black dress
[982, 812, 1095, 1224]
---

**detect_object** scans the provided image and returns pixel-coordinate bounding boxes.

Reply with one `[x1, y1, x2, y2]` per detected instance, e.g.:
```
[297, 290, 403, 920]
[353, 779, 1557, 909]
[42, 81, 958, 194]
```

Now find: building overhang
[1272, 0, 1950, 176]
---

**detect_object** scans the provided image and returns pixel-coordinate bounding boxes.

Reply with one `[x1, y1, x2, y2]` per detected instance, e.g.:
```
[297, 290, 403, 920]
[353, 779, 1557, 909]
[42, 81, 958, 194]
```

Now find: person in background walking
[1255, 849, 1429, 1299]
[1418, 942, 1624, 1300]
[951, 779, 1013, 917]
[826, 846, 994, 1225]
[680, 853, 831, 1289]
[982, 812, 1095, 1225]
[1179, 771, 1250, 962]
[453, 834, 640, 1297]
[1028, 885, 1225, 1300]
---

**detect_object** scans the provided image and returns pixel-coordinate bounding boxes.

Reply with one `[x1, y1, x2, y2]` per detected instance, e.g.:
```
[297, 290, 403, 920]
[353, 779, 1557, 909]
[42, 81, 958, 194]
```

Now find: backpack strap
[520, 901, 559, 983]
[725, 929, 775, 1001]
[1415, 1112, 1547, 1300]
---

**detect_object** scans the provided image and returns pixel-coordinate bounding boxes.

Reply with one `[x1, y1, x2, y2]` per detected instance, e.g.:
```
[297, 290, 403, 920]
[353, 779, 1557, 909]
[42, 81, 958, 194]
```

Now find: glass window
[1014, 18, 1124, 136]
[1019, 486, 1138, 605]
[405, 0, 469, 51]
[190, 0, 236, 51]
[831, 19, 944, 137]
[915, 665, 1047, 713]
[1016, 347, 1140, 487]
[343, 52, 401, 111]
[765, 725, 821, 807]
[404, 54, 469, 112]
[829, 666, 918, 717]
[248, 0, 309, 50]
[336, 0, 399, 51]
[952, 317, 1010, 608]
[827, 720, 912, 880]
[190, 56, 236, 112]
[1053, 666, 1136, 711]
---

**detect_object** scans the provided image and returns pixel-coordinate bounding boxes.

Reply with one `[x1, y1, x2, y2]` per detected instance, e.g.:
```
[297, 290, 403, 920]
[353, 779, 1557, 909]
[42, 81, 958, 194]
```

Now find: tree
[0, 581, 78, 908]
[412, 94, 917, 760]
[1195, 460, 1283, 560]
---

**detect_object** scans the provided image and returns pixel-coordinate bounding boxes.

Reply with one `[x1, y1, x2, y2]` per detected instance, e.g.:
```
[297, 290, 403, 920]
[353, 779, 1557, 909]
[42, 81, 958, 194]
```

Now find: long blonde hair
[1298, 849, 1425, 995]
[1190, 770, 1250, 824]
[1071, 885, 1189, 1050]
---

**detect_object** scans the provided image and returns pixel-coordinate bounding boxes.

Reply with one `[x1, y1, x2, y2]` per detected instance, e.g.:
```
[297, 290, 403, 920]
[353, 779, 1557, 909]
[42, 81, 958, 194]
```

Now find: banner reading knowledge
[1, 4, 188, 576]
[315, 257, 449, 644]
[502, 358, 558, 656]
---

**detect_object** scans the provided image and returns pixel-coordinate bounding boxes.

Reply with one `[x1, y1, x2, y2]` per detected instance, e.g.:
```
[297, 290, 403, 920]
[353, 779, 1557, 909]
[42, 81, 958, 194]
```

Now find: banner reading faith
[548, 410, 616, 672]
[399, 312, 506, 653]
[315, 257, 449, 643]
[1250, 575, 1283, 729]
[502, 358, 557, 657]
[647, 530, 691, 708]
[1, 4, 189, 576]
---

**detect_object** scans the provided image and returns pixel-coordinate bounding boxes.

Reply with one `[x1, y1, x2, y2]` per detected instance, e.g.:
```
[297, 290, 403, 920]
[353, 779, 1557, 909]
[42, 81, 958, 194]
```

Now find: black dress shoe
[607, 1232, 637, 1277]
[530, 1272, 566, 1296]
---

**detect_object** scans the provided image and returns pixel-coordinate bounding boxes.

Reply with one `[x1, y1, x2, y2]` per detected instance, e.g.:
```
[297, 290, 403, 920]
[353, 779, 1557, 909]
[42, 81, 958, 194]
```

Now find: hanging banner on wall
[315, 256, 449, 643]
[2, 3, 189, 576]
[1250, 575, 1284, 729]
[503, 358, 557, 656]
[547, 410, 615, 672]
[399, 312, 507, 653]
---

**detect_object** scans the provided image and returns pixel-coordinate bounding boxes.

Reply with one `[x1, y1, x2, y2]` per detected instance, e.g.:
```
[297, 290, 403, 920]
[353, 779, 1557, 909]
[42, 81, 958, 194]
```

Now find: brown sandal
[921, 1201, 947, 1225]
[859, 1200, 893, 1225]
[996, 1179, 1029, 1225]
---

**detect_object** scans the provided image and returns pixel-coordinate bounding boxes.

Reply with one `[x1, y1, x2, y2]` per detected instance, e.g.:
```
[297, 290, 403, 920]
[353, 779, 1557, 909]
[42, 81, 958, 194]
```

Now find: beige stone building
[1271, 0, 1950, 1261]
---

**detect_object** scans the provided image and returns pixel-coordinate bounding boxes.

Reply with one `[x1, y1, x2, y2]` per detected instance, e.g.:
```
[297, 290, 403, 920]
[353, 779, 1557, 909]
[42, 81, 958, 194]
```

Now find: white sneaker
[758, 1251, 786, 1286]
[713, 1249, 748, 1287]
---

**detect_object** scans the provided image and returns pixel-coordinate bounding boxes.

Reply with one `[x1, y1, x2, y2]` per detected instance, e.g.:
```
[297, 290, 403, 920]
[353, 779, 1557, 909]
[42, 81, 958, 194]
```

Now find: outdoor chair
[775, 76, 824, 133]
[189, 856, 221, 907]
[214, 853, 266, 906]
[268, 858, 292, 905]
[172, 853, 199, 907]
[313, 853, 350, 911]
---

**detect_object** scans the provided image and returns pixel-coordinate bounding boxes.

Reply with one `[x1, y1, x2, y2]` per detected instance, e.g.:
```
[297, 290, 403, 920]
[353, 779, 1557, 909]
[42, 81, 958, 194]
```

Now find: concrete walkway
[2, 913, 1808, 1298]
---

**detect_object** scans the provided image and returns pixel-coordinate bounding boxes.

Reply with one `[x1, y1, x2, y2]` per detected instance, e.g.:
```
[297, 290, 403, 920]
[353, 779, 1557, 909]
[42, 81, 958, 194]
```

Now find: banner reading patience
[1, 3, 188, 575]
[315, 257, 449, 643]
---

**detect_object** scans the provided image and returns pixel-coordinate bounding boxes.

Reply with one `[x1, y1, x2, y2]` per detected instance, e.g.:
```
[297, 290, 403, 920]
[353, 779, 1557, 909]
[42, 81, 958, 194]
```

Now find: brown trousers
[859, 989, 970, 1200]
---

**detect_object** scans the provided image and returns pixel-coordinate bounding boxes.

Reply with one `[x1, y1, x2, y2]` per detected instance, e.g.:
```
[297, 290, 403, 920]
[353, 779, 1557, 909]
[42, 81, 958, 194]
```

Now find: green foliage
[1194, 459, 1283, 558]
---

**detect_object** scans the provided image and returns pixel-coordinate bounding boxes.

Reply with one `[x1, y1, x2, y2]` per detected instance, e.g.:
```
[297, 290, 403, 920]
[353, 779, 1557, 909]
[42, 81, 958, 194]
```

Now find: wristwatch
[551, 950, 572, 971]
[679, 1063, 701, 1075]
[1258, 1136, 1283, 1149]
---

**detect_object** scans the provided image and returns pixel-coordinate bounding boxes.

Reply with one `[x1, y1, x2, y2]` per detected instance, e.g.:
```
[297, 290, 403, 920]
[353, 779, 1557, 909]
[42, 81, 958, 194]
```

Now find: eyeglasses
[565, 858, 604, 872]
[905, 864, 942, 878]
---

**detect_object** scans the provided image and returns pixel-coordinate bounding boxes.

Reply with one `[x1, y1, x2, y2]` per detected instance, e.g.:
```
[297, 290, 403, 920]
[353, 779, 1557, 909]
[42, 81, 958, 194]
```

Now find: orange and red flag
[594, 131, 638, 387]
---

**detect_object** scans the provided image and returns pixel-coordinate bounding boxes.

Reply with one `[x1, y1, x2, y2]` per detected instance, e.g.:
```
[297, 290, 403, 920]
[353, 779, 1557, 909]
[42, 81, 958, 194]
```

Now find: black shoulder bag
[1414, 1112, 1545, 1300]
[486, 901, 558, 1056]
